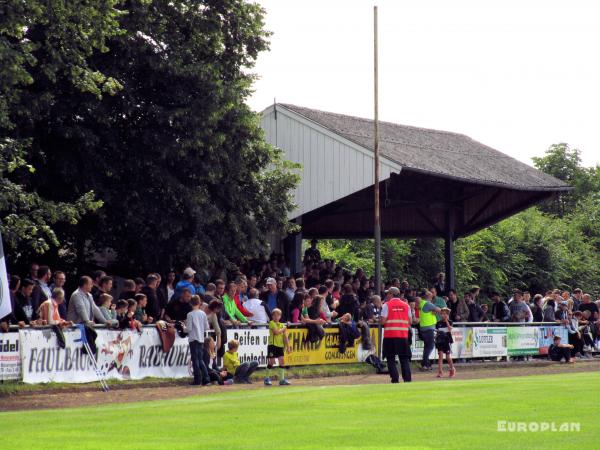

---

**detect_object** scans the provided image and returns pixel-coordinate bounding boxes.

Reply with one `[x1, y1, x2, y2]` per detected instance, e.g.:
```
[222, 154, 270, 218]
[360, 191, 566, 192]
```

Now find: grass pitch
[2, 371, 597, 449]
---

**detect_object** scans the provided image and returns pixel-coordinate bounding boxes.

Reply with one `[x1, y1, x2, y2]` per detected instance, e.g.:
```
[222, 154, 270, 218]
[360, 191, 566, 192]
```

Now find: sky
[247, 0, 600, 168]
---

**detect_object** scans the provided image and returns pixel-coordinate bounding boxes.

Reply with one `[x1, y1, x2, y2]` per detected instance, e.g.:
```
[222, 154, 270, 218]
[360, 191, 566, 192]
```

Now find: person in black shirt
[467, 295, 485, 322]
[90, 270, 106, 303]
[1, 276, 21, 330]
[435, 308, 456, 378]
[530, 294, 544, 322]
[15, 279, 38, 325]
[164, 287, 193, 322]
[360, 298, 375, 322]
[140, 274, 160, 320]
[490, 292, 510, 322]
[433, 272, 446, 297]
[578, 294, 599, 321]
[548, 336, 574, 363]
[357, 279, 371, 304]
[303, 239, 321, 263]
[337, 284, 360, 322]
[115, 299, 131, 330]
[155, 274, 168, 317]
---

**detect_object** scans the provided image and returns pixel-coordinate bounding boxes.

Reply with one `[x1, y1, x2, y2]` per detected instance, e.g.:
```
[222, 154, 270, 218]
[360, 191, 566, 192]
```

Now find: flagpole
[373, 5, 382, 359]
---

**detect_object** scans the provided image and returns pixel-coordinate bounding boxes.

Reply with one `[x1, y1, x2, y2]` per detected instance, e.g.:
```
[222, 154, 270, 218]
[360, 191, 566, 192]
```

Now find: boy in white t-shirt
[186, 296, 210, 386]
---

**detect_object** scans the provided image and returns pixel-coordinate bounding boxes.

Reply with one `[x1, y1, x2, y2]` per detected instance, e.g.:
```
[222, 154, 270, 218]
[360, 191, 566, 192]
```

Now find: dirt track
[2, 360, 599, 412]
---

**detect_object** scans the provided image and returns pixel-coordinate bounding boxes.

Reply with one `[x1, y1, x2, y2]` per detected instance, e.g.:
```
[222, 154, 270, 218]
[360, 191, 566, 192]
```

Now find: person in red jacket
[232, 280, 252, 317]
[225, 282, 251, 317]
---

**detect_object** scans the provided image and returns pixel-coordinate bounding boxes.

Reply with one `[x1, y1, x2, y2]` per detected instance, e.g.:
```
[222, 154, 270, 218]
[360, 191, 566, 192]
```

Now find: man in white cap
[260, 277, 291, 322]
[172, 267, 197, 301]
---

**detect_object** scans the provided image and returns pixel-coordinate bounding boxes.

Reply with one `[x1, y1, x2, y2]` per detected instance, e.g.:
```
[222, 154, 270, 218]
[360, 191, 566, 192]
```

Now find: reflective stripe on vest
[384, 298, 410, 339]
[419, 299, 437, 327]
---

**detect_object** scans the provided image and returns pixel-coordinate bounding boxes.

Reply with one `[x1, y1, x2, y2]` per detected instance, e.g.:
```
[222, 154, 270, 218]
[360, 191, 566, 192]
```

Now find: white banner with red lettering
[19, 327, 191, 384]
[0, 332, 21, 380]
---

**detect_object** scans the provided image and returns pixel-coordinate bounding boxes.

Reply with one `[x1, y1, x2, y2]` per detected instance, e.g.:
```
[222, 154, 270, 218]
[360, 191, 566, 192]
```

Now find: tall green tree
[14, 0, 299, 272]
[0, 0, 121, 261]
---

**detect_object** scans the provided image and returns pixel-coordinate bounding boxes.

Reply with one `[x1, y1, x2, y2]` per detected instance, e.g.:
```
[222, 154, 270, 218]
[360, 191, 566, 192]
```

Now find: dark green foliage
[321, 144, 600, 296]
[2, 1, 299, 272]
[0, 1, 120, 259]
[532, 143, 600, 217]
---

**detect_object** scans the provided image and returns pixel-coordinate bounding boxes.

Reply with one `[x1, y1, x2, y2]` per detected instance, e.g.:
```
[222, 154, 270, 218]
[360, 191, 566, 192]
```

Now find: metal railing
[2, 320, 574, 333]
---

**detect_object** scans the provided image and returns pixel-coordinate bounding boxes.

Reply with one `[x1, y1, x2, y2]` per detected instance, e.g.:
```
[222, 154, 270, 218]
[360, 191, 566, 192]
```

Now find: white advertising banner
[20, 327, 191, 384]
[472, 327, 507, 357]
[410, 330, 436, 360]
[451, 327, 473, 359]
[0, 332, 21, 380]
[410, 327, 472, 360]
[226, 328, 271, 367]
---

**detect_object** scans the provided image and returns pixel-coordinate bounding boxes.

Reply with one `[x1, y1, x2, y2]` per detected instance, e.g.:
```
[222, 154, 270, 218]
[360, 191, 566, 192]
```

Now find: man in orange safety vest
[380, 287, 412, 383]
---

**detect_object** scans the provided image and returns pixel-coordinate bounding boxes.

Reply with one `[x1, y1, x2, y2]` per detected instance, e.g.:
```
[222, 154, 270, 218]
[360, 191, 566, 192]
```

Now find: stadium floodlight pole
[373, 5, 383, 359]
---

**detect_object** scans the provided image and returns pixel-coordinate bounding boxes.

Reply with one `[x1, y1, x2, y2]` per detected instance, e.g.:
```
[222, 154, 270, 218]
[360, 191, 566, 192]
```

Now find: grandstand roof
[260, 103, 569, 240]
[279, 104, 568, 193]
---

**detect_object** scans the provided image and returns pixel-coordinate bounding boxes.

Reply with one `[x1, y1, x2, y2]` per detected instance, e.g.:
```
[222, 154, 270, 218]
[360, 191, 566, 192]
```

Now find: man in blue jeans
[418, 290, 442, 371]
[186, 296, 210, 385]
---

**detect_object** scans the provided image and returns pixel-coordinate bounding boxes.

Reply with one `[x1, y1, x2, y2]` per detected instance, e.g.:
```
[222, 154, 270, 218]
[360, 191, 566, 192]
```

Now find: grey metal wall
[260, 104, 401, 220]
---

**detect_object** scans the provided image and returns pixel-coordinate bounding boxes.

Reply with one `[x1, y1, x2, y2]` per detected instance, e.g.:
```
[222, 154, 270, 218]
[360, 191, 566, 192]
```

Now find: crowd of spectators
[2, 242, 599, 364]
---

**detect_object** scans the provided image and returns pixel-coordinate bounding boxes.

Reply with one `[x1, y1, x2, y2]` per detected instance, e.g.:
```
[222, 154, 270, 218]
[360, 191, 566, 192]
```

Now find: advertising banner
[472, 327, 507, 357]
[410, 328, 472, 360]
[285, 327, 379, 366]
[226, 328, 271, 367]
[451, 327, 473, 359]
[227, 327, 379, 367]
[390, 327, 473, 361]
[538, 325, 568, 355]
[20, 327, 190, 384]
[0, 332, 21, 381]
[507, 326, 539, 356]
[410, 330, 435, 361]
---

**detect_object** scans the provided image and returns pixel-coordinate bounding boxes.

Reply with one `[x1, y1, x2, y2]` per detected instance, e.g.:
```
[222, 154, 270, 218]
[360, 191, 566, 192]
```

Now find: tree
[572, 192, 600, 253]
[532, 143, 599, 217]
[318, 239, 413, 283]
[318, 240, 377, 276]
[15, 0, 299, 272]
[0, 0, 121, 261]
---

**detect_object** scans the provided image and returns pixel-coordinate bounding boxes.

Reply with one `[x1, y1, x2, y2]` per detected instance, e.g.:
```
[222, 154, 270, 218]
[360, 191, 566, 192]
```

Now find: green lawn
[2, 372, 597, 449]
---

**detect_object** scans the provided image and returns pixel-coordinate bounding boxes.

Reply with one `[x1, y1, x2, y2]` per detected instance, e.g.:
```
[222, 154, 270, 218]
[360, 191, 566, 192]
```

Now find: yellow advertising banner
[285, 326, 380, 366]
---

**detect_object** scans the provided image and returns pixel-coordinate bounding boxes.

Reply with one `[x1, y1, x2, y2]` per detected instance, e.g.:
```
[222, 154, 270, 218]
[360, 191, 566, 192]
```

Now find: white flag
[0, 232, 12, 319]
